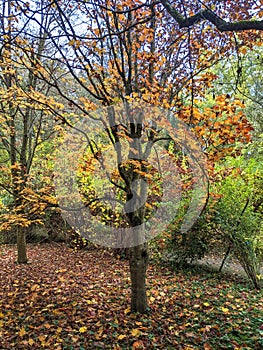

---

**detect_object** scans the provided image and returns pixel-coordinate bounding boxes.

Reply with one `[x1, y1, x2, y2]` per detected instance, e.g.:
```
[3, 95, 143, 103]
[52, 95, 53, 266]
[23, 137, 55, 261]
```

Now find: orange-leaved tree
[0, 0, 65, 262]
[10, 0, 263, 312]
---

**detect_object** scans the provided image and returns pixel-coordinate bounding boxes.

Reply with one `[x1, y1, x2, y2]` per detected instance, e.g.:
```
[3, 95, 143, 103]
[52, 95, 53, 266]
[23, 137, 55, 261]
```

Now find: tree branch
[161, 0, 263, 32]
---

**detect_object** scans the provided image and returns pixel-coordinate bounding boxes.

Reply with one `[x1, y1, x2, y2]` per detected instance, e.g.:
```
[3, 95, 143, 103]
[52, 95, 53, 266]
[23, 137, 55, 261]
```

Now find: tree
[4, 0, 263, 311]
[212, 44, 263, 137]
[0, 0, 64, 262]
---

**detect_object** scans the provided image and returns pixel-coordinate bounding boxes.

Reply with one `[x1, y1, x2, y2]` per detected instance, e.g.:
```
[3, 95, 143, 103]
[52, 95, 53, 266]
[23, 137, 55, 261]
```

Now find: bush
[203, 152, 263, 288]
[165, 228, 209, 267]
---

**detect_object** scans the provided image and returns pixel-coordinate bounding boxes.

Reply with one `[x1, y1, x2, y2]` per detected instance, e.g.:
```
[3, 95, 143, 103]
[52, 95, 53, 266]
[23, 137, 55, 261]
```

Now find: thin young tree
[0, 0, 64, 262]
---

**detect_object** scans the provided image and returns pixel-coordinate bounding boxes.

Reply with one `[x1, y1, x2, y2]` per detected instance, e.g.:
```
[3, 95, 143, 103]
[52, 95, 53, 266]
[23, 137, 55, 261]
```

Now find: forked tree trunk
[17, 227, 28, 263]
[129, 242, 148, 313]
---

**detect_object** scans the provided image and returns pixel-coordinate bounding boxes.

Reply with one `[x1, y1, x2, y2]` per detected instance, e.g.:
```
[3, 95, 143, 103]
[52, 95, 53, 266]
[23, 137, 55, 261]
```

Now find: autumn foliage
[0, 0, 262, 315]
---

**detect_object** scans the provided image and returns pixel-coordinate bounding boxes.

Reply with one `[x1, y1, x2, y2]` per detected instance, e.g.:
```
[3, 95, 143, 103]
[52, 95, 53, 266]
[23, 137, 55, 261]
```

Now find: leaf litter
[0, 243, 262, 349]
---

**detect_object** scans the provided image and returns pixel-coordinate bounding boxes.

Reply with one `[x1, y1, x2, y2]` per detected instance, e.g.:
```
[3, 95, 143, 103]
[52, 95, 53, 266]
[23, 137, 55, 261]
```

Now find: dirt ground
[195, 253, 263, 280]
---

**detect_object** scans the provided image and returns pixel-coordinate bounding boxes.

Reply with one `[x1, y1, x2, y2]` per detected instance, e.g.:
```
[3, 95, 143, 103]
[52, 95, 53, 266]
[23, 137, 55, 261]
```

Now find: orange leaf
[38, 335, 46, 342]
[19, 327, 26, 337]
[132, 340, 145, 349]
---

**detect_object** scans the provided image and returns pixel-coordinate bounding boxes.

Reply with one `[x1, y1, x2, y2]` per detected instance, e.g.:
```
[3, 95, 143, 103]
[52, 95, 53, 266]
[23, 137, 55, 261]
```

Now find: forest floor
[0, 243, 262, 350]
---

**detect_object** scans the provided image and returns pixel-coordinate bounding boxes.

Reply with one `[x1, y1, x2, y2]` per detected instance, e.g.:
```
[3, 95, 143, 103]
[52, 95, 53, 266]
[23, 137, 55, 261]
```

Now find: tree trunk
[129, 242, 148, 313]
[17, 227, 28, 263]
[219, 243, 232, 272]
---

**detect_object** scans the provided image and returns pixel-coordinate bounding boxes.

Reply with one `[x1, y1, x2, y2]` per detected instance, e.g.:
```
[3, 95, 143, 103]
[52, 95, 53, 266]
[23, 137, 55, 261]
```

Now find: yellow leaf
[55, 269, 67, 273]
[95, 326, 103, 339]
[124, 307, 131, 314]
[118, 334, 126, 340]
[203, 302, 210, 307]
[131, 328, 141, 337]
[19, 327, 26, 337]
[221, 307, 229, 313]
[79, 326, 87, 333]
[68, 39, 75, 46]
[31, 284, 39, 291]
[226, 294, 234, 299]
[28, 338, 34, 346]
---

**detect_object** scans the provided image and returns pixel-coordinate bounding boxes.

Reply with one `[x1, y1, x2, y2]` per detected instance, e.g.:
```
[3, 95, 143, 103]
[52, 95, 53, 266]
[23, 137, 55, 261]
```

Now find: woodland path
[194, 253, 263, 281]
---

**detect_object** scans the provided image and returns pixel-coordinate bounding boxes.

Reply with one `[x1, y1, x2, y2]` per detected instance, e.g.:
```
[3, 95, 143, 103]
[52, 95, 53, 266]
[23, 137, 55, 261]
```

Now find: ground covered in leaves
[0, 243, 262, 349]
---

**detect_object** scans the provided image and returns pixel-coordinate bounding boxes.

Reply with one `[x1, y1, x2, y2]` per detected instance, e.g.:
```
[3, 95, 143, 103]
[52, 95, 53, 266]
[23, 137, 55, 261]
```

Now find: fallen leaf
[28, 338, 34, 346]
[124, 307, 131, 314]
[131, 328, 141, 337]
[31, 284, 39, 291]
[117, 334, 126, 340]
[132, 340, 145, 349]
[19, 327, 26, 337]
[38, 335, 46, 342]
[79, 326, 87, 333]
[221, 307, 230, 313]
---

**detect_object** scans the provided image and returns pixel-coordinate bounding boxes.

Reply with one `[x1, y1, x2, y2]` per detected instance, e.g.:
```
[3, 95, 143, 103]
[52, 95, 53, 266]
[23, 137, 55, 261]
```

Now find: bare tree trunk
[17, 227, 28, 263]
[219, 243, 232, 272]
[129, 242, 148, 313]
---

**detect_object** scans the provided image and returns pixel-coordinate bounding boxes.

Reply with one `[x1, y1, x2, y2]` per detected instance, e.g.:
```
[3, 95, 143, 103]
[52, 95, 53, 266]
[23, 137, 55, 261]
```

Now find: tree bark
[161, 0, 263, 32]
[129, 242, 148, 313]
[219, 243, 232, 272]
[17, 227, 28, 263]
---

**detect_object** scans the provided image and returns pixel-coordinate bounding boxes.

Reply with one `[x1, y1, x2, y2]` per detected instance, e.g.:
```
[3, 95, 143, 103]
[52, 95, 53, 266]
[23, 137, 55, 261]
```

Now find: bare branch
[161, 0, 263, 32]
